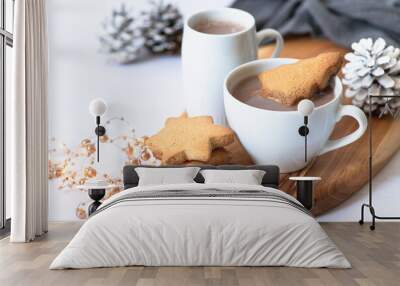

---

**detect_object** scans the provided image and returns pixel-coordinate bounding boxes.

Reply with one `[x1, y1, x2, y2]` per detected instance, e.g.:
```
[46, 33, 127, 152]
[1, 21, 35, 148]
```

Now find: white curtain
[9, 0, 48, 242]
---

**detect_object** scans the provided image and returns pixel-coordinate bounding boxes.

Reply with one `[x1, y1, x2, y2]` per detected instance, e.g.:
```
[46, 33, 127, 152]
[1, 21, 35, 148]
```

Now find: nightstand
[77, 184, 118, 216]
[289, 177, 321, 210]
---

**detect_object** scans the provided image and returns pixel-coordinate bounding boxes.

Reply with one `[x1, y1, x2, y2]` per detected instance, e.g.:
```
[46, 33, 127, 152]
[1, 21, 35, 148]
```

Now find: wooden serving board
[226, 37, 400, 215]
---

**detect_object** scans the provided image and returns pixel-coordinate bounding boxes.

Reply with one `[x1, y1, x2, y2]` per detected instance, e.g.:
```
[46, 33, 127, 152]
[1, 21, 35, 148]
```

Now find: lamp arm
[305, 124, 307, 162]
[298, 116, 309, 162]
[304, 116, 308, 162]
[94, 116, 106, 162]
[97, 116, 100, 162]
[97, 125, 100, 162]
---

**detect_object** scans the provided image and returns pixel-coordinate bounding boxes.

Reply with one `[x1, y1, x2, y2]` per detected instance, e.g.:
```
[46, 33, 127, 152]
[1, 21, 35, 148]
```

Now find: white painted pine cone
[99, 4, 146, 64]
[342, 37, 400, 115]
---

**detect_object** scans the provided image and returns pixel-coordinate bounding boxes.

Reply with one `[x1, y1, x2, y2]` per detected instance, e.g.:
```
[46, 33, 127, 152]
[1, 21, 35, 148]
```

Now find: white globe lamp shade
[297, 99, 315, 116]
[89, 98, 107, 117]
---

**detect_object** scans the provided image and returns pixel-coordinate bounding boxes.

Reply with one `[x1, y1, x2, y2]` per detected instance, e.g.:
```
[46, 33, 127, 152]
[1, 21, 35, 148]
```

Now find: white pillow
[200, 169, 266, 185]
[136, 167, 200, 186]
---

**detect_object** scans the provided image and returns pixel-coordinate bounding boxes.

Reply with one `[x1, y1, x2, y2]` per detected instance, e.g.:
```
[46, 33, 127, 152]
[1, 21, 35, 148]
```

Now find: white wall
[319, 152, 400, 222]
[47, 0, 400, 222]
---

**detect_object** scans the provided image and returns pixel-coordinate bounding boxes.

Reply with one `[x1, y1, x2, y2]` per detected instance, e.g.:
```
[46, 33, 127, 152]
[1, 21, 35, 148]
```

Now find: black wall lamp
[89, 98, 107, 162]
[297, 99, 315, 163]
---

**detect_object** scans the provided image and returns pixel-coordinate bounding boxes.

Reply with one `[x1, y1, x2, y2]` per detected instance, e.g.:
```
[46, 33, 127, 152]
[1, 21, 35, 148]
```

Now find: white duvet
[50, 183, 350, 269]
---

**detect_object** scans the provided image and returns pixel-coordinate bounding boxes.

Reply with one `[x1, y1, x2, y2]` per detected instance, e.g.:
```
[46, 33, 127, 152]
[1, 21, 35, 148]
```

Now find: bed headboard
[123, 165, 280, 189]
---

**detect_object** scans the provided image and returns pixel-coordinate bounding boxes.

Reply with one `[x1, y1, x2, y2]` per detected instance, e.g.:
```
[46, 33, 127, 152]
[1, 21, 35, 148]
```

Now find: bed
[50, 165, 350, 269]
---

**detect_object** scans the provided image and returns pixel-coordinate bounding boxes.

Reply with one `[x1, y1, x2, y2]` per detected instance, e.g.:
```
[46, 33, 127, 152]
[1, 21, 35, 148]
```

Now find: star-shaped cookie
[258, 52, 343, 106]
[185, 148, 231, 166]
[145, 113, 234, 165]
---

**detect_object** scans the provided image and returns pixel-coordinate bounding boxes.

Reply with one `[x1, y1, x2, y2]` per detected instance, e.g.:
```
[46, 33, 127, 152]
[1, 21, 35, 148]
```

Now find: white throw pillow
[136, 167, 200, 186]
[200, 169, 266, 185]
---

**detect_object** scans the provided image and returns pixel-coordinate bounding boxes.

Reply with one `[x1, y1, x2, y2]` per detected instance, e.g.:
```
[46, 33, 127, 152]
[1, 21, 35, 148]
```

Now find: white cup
[182, 8, 283, 125]
[224, 58, 368, 173]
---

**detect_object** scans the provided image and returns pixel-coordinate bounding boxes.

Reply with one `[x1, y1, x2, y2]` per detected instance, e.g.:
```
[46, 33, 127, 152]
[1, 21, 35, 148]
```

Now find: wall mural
[47, 0, 347, 220]
[49, 1, 398, 220]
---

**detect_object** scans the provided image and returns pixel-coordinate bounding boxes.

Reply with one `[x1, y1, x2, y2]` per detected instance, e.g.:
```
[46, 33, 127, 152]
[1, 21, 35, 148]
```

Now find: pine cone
[342, 38, 400, 116]
[99, 4, 146, 64]
[140, 1, 183, 54]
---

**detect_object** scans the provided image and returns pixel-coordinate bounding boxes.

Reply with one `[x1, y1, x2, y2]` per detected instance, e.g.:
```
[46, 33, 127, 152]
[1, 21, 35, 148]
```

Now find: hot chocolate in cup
[182, 8, 284, 125]
[223, 58, 368, 173]
[232, 75, 335, 111]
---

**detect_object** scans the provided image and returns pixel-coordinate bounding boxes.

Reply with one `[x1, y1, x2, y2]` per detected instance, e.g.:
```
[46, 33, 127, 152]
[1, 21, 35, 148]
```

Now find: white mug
[224, 58, 368, 173]
[182, 8, 283, 125]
